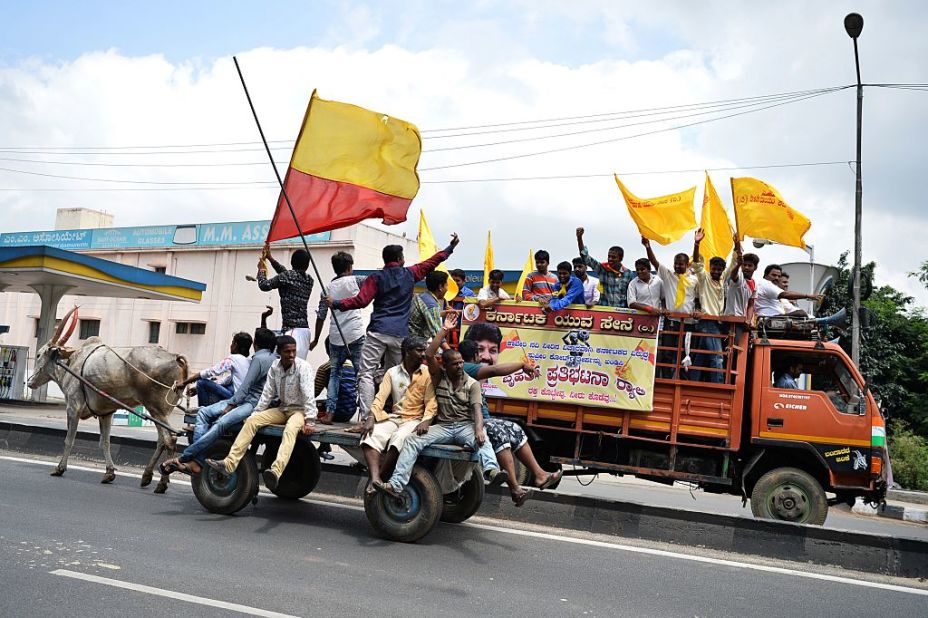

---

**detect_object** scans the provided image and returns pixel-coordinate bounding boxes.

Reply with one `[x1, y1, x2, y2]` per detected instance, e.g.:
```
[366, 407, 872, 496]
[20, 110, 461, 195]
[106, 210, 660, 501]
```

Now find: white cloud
[0, 1, 926, 306]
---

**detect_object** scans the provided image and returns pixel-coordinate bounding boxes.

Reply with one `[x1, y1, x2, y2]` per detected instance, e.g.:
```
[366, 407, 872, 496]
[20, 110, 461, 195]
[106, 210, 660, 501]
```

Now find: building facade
[0, 211, 417, 397]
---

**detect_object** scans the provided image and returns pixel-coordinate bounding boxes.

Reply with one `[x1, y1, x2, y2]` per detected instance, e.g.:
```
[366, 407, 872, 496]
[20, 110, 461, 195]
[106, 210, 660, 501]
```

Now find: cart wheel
[268, 439, 322, 500]
[191, 439, 258, 515]
[365, 465, 442, 542]
[440, 466, 485, 524]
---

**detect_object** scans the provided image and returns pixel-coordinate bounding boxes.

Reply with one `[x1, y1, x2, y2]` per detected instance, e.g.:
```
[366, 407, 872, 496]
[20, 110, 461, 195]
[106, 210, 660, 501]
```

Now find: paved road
[3, 405, 925, 541]
[1, 455, 925, 617]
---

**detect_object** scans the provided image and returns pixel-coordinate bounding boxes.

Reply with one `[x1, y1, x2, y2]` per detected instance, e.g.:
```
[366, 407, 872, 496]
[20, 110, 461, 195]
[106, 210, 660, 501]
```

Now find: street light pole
[845, 12, 864, 367]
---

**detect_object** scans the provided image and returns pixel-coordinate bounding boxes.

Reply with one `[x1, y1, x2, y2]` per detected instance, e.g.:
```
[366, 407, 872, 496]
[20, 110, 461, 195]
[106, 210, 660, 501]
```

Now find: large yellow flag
[418, 210, 458, 301]
[483, 231, 494, 290]
[615, 175, 697, 245]
[699, 172, 734, 261]
[515, 248, 533, 301]
[731, 177, 811, 249]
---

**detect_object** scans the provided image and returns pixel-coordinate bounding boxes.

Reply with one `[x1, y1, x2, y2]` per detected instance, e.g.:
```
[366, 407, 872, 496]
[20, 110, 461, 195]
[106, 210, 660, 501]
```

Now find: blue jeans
[180, 399, 255, 465]
[694, 320, 724, 384]
[326, 336, 364, 415]
[388, 421, 499, 491]
[196, 378, 233, 407]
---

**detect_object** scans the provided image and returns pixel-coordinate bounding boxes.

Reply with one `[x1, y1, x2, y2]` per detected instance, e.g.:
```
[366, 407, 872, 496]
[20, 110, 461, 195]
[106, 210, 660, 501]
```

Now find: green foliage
[888, 421, 928, 491]
[820, 253, 928, 434]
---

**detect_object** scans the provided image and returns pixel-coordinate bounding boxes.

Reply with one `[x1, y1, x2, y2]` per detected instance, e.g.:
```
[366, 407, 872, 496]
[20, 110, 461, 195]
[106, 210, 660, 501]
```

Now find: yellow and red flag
[615, 175, 696, 245]
[731, 177, 811, 249]
[267, 91, 422, 242]
[483, 231, 494, 290]
[699, 172, 734, 261]
[418, 210, 458, 301]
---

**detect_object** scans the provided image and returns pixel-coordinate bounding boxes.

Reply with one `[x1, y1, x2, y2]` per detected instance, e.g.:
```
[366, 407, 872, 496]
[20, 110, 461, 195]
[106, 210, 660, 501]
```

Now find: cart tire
[191, 439, 258, 515]
[364, 465, 442, 542]
[269, 439, 322, 500]
[440, 467, 485, 524]
[750, 467, 828, 526]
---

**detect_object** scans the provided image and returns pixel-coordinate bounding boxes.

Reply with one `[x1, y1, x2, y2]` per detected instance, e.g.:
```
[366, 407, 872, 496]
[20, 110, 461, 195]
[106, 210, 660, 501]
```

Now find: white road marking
[5, 454, 927, 598]
[50, 569, 299, 618]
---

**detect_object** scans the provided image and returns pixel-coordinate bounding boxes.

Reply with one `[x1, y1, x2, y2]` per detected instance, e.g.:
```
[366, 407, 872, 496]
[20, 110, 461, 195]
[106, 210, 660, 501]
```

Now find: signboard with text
[0, 220, 331, 251]
[461, 302, 660, 411]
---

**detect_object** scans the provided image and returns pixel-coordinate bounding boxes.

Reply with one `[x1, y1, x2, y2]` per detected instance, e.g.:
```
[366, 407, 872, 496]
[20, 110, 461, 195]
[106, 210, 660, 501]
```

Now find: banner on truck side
[461, 302, 659, 411]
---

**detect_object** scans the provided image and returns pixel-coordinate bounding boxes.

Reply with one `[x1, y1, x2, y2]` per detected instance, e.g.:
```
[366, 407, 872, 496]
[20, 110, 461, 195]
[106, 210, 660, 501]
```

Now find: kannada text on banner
[461, 302, 660, 411]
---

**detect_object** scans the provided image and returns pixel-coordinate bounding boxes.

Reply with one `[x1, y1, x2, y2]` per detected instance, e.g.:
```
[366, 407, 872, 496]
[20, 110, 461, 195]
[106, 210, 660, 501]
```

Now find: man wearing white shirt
[572, 257, 601, 308]
[755, 264, 821, 317]
[477, 269, 512, 308]
[778, 272, 808, 316]
[627, 258, 663, 314]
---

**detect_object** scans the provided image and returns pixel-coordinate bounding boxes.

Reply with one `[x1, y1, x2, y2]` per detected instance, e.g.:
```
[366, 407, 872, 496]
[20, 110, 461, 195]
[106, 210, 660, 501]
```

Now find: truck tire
[270, 440, 322, 500]
[440, 468, 485, 524]
[364, 465, 442, 542]
[192, 439, 258, 515]
[750, 467, 828, 525]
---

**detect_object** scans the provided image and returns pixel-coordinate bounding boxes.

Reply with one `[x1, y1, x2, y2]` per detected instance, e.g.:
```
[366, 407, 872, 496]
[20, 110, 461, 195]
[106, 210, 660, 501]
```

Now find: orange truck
[464, 303, 888, 526]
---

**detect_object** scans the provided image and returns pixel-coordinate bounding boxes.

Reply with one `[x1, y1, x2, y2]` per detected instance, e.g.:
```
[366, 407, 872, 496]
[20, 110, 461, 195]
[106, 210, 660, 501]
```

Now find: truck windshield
[770, 351, 862, 415]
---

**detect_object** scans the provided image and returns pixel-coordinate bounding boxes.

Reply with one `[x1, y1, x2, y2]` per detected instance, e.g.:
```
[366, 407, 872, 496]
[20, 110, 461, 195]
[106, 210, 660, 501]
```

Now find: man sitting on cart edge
[376, 313, 508, 498]
[161, 327, 278, 477]
[360, 335, 437, 496]
[206, 335, 318, 493]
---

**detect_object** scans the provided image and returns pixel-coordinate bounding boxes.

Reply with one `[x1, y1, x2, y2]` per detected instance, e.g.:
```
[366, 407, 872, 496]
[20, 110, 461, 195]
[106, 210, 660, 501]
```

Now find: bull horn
[49, 305, 79, 346]
[58, 306, 79, 345]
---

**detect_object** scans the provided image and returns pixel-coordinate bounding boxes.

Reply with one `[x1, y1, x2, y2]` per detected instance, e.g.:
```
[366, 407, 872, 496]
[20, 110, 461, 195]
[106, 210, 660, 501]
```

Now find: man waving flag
[267, 91, 422, 242]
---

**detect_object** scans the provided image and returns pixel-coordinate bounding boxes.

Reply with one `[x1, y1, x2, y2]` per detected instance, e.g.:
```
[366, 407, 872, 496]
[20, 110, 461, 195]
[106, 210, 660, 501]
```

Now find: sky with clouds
[1, 1, 926, 304]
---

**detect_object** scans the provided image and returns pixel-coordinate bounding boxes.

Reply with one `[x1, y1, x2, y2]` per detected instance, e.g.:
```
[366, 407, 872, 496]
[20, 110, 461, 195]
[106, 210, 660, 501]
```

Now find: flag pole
[232, 56, 350, 348]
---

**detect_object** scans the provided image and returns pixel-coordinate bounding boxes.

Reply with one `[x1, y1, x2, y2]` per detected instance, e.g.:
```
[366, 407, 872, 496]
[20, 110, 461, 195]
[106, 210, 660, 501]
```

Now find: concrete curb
[3, 419, 927, 579]
[852, 500, 928, 524]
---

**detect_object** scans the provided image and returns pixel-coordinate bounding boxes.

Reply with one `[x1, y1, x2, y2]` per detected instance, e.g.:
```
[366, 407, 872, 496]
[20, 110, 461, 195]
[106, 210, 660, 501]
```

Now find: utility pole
[844, 13, 864, 367]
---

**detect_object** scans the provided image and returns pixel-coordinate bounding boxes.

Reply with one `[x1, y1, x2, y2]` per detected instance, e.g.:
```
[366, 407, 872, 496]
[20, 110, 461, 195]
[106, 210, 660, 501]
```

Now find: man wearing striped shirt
[520, 250, 557, 302]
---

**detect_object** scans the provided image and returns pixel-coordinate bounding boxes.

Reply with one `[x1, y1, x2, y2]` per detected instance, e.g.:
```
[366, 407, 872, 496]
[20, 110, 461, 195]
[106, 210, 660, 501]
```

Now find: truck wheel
[750, 467, 828, 525]
[364, 465, 442, 542]
[270, 440, 322, 500]
[192, 439, 258, 515]
[440, 466, 485, 523]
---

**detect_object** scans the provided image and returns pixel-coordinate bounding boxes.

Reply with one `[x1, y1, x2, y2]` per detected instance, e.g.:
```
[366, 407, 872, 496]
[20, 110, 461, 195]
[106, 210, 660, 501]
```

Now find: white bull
[27, 307, 188, 493]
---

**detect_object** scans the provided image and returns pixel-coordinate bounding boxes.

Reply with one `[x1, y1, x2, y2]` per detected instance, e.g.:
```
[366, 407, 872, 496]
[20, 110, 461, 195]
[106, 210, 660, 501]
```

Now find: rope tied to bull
[100, 344, 187, 409]
[52, 355, 182, 437]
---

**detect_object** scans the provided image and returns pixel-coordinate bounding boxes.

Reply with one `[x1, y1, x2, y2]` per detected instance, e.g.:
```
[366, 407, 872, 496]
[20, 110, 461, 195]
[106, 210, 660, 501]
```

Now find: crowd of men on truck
[160, 225, 831, 506]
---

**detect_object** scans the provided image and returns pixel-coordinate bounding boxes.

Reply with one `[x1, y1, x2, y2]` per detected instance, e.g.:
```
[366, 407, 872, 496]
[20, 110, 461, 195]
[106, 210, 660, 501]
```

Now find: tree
[820, 253, 928, 434]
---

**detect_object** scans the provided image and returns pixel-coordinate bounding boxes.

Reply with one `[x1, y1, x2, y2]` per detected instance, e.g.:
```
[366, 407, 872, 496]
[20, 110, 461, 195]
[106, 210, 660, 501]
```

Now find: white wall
[0, 223, 417, 388]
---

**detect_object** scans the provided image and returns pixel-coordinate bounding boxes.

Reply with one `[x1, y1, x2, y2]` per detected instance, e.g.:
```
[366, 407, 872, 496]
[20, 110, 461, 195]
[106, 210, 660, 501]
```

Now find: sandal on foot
[159, 458, 184, 476]
[538, 468, 563, 491]
[511, 490, 530, 507]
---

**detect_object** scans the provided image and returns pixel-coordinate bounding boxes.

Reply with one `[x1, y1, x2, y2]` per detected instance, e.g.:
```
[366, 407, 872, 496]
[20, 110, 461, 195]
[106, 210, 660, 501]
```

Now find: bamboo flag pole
[232, 56, 349, 347]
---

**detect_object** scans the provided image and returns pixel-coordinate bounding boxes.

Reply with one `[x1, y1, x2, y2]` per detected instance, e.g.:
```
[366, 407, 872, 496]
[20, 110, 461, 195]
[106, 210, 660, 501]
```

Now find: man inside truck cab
[773, 359, 803, 389]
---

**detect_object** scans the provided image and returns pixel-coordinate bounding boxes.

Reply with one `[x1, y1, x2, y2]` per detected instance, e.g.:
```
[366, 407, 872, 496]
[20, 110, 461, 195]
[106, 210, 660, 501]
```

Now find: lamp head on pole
[844, 13, 864, 39]
[752, 238, 773, 249]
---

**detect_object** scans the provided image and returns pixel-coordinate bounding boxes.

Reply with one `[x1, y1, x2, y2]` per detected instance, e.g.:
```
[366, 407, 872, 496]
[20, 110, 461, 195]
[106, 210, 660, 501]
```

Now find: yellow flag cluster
[615, 173, 810, 253]
[615, 176, 697, 245]
[417, 210, 458, 301]
[731, 177, 811, 249]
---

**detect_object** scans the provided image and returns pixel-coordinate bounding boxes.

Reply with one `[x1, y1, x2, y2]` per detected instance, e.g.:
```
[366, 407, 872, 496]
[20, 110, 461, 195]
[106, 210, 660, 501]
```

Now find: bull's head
[28, 306, 79, 389]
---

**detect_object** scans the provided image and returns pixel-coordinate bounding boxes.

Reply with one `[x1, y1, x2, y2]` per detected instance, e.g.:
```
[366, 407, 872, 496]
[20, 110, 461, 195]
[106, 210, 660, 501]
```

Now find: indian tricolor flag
[267, 91, 422, 242]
